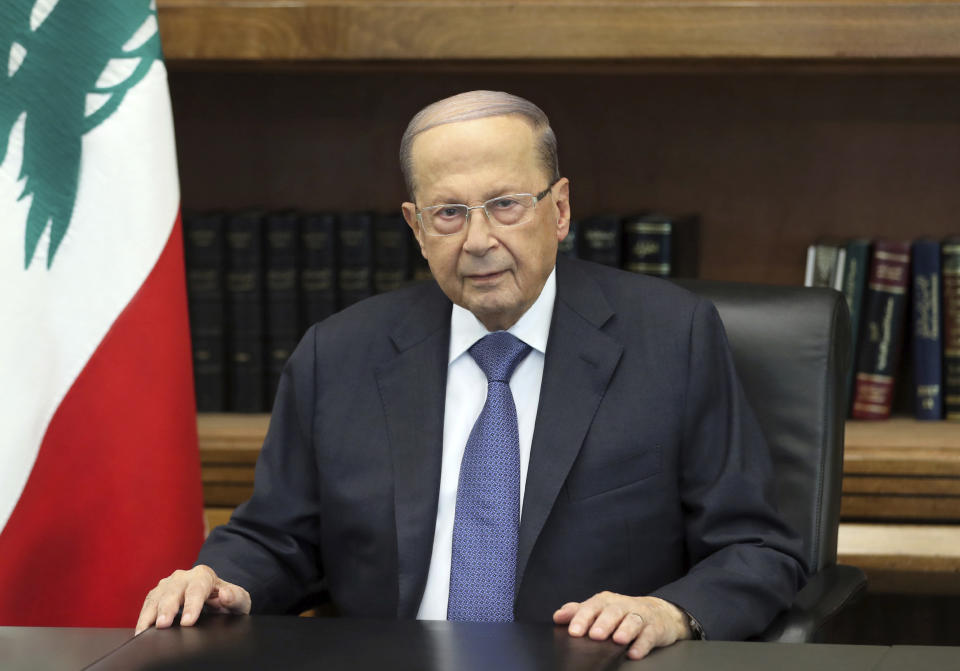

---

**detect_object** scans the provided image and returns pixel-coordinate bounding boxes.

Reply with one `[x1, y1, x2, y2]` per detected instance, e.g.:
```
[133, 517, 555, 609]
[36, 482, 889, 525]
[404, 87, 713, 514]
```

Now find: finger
[154, 575, 188, 629]
[588, 604, 628, 640]
[612, 611, 646, 646]
[552, 602, 581, 624]
[567, 595, 608, 637]
[209, 580, 252, 614]
[135, 593, 158, 636]
[627, 620, 662, 660]
[180, 574, 216, 627]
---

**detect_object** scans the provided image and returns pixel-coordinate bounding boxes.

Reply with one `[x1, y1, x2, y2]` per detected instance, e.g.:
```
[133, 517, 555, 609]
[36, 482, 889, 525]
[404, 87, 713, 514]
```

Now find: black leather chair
[675, 280, 867, 643]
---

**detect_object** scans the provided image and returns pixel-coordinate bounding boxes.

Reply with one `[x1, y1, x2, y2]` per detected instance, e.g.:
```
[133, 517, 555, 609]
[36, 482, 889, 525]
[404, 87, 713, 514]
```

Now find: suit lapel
[516, 258, 623, 593]
[375, 284, 451, 618]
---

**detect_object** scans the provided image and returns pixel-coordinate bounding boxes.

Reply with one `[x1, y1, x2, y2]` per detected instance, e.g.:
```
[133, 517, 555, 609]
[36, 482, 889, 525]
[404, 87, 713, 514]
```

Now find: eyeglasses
[416, 178, 559, 237]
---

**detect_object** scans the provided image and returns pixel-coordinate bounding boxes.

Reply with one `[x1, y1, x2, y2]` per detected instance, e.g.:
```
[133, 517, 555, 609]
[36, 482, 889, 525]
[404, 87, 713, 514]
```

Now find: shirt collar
[448, 266, 556, 364]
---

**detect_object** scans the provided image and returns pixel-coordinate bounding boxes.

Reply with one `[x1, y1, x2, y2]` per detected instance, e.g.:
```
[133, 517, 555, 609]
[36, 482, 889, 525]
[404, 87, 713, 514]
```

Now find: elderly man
[137, 91, 805, 660]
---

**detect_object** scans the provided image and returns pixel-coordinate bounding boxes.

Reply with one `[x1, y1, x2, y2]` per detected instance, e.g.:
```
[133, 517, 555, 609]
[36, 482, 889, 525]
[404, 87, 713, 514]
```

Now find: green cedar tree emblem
[0, 0, 162, 269]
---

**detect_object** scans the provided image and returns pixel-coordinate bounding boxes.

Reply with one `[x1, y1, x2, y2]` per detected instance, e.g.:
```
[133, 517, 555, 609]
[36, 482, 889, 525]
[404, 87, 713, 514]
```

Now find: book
[338, 212, 375, 308]
[226, 211, 265, 412]
[578, 215, 621, 267]
[851, 240, 911, 420]
[301, 212, 338, 328]
[804, 238, 847, 291]
[373, 213, 411, 293]
[264, 212, 301, 406]
[943, 238, 960, 420]
[183, 212, 226, 412]
[622, 212, 668, 276]
[841, 239, 872, 415]
[622, 212, 700, 278]
[911, 239, 943, 419]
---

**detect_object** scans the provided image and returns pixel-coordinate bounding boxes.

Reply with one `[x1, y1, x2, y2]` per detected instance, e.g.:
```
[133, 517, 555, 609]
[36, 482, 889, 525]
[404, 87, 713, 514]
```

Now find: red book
[943, 238, 960, 420]
[851, 240, 912, 419]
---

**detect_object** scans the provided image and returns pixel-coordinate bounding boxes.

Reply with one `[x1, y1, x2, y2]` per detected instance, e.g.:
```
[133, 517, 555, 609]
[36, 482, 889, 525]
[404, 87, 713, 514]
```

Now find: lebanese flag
[0, 1, 204, 626]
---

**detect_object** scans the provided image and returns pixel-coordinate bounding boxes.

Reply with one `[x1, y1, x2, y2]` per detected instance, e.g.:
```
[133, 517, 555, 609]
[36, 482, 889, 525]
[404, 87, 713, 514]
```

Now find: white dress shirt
[416, 268, 557, 620]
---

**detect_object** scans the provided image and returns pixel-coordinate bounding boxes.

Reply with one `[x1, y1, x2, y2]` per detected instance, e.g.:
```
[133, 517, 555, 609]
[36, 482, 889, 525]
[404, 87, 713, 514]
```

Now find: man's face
[401, 115, 570, 332]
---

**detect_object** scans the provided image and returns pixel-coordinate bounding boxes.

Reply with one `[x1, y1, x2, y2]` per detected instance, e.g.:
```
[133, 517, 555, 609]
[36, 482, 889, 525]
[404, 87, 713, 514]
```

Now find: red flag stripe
[0, 211, 204, 627]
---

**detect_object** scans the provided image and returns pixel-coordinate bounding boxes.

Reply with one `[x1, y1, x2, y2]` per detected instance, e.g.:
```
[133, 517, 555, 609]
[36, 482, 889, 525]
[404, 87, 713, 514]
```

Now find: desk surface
[0, 625, 131, 671]
[1, 617, 957, 670]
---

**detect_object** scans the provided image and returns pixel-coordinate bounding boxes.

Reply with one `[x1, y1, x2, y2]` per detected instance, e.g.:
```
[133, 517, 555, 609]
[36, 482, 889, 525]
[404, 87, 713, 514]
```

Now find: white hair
[399, 90, 560, 199]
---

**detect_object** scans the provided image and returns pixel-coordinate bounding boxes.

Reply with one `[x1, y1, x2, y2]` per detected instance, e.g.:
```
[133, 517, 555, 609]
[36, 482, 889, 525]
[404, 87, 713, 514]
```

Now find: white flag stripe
[0, 62, 179, 533]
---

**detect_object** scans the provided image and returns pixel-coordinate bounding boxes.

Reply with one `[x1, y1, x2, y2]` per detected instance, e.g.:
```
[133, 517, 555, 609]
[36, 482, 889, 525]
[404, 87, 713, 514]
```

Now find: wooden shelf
[843, 419, 960, 521]
[838, 523, 960, 594]
[157, 1, 960, 62]
[199, 414, 960, 519]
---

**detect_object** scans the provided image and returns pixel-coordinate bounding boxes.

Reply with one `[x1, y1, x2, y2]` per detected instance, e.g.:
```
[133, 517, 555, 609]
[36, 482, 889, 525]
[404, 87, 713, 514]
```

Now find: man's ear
[553, 177, 571, 242]
[401, 202, 426, 258]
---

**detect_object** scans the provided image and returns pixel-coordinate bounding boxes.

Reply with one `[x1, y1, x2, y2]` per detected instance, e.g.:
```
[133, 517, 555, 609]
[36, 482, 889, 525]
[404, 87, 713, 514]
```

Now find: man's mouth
[465, 270, 506, 283]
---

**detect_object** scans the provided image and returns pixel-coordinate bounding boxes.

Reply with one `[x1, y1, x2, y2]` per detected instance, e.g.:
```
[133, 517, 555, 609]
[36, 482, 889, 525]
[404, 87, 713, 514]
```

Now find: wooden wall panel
[169, 67, 960, 284]
[156, 1, 960, 61]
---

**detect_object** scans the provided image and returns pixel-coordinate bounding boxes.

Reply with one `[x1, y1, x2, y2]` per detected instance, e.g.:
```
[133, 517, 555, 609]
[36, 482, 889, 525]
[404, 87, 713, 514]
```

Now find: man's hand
[135, 565, 251, 635]
[553, 592, 692, 660]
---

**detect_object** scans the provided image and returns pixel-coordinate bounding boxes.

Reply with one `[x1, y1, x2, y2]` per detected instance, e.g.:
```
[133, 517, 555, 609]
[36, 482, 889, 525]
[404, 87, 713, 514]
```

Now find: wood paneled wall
[169, 65, 960, 284]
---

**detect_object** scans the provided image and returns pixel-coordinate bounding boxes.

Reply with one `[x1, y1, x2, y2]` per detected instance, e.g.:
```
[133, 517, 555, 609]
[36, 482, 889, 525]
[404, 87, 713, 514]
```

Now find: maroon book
[851, 240, 912, 420]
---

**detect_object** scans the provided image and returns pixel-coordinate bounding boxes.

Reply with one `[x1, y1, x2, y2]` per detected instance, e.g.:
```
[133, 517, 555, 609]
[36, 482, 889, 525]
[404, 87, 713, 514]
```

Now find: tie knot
[469, 332, 532, 383]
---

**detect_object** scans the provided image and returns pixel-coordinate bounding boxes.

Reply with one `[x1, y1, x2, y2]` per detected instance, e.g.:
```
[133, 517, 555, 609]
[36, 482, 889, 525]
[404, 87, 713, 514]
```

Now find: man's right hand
[135, 565, 251, 635]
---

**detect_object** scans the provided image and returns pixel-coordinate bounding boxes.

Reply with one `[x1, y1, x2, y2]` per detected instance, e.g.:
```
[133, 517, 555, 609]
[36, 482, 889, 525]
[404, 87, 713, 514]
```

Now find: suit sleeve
[649, 297, 809, 640]
[195, 325, 323, 614]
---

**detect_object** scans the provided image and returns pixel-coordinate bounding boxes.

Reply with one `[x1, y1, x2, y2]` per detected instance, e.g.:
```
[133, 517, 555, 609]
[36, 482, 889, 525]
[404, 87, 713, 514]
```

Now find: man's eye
[438, 207, 462, 219]
[491, 198, 519, 209]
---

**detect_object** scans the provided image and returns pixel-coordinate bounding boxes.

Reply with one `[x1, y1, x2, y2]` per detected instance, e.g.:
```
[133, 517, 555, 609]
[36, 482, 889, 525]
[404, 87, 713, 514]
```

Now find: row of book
[184, 210, 701, 412]
[804, 238, 960, 420]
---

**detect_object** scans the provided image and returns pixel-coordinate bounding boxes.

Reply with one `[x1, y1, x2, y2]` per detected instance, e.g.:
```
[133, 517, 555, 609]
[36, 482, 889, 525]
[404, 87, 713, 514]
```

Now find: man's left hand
[553, 592, 692, 660]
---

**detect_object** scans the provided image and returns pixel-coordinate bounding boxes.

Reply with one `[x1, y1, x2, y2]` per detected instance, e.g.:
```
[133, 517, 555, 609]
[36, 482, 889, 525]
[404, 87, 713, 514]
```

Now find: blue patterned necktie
[447, 331, 532, 622]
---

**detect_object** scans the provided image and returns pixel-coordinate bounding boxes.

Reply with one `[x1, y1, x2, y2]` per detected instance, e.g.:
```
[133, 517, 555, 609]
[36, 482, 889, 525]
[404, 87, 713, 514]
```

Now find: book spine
[842, 239, 872, 416]
[183, 212, 226, 412]
[374, 213, 411, 293]
[911, 240, 943, 419]
[301, 213, 338, 327]
[851, 241, 911, 420]
[623, 216, 671, 276]
[338, 212, 375, 308]
[226, 212, 265, 412]
[943, 239, 960, 420]
[265, 212, 300, 407]
[578, 215, 621, 267]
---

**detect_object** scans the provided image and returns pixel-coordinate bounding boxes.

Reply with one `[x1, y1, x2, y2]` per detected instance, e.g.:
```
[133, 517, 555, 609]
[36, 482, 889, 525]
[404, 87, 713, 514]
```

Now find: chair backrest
[674, 280, 851, 574]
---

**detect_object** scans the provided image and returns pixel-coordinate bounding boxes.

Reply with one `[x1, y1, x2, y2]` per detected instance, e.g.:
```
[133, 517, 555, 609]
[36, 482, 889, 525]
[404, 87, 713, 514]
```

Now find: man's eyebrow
[423, 186, 521, 206]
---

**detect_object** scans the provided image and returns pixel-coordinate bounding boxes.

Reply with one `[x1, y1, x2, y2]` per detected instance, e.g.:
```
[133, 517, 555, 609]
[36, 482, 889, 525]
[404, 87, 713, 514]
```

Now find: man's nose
[462, 207, 496, 254]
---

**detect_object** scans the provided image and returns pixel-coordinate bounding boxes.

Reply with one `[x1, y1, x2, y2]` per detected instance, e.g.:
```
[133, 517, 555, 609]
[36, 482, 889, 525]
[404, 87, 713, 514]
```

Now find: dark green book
[374, 213, 411, 293]
[226, 211, 265, 412]
[338, 212, 375, 308]
[841, 239, 872, 415]
[578, 215, 621, 267]
[265, 211, 300, 407]
[301, 212, 338, 328]
[183, 211, 226, 412]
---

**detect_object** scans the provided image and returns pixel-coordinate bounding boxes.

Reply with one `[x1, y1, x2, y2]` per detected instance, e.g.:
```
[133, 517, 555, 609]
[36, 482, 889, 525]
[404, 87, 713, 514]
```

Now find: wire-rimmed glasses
[416, 178, 559, 236]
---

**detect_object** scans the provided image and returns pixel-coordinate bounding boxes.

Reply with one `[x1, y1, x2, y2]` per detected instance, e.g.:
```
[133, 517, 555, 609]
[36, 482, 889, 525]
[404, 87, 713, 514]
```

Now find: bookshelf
[157, 1, 960, 61]
[167, 2, 960, 584]
[199, 415, 960, 521]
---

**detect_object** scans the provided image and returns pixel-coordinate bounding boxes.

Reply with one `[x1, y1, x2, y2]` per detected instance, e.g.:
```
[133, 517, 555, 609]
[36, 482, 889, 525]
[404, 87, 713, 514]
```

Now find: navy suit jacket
[198, 256, 807, 640]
